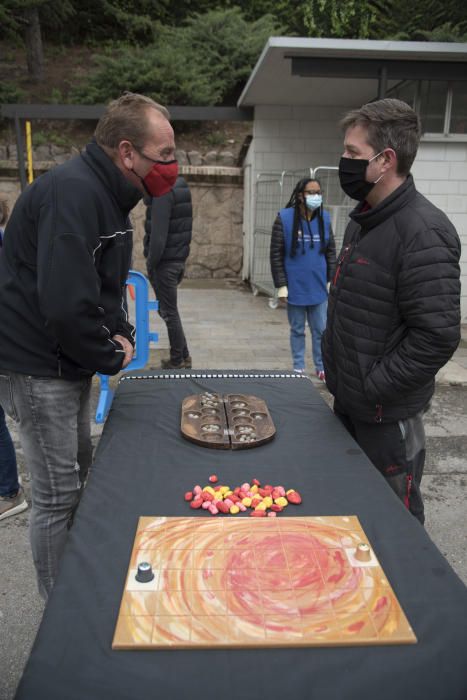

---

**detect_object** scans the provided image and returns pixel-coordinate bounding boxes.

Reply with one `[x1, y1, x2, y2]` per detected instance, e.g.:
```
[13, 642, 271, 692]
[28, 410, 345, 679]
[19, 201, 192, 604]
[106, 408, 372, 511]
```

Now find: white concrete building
[238, 38, 467, 320]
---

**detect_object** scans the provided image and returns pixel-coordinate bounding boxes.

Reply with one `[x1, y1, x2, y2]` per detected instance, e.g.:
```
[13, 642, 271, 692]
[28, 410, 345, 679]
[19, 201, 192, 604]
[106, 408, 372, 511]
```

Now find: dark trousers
[147, 261, 189, 365]
[334, 403, 426, 525]
[0, 403, 19, 497]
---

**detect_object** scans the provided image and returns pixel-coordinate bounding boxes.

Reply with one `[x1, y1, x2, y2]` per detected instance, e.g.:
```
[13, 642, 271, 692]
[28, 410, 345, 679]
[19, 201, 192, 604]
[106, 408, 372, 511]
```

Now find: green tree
[301, 0, 378, 39]
[417, 22, 467, 42]
[0, 0, 73, 81]
[43, 0, 164, 44]
[70, 7, 280, 105]
[370, 0, 467, 40]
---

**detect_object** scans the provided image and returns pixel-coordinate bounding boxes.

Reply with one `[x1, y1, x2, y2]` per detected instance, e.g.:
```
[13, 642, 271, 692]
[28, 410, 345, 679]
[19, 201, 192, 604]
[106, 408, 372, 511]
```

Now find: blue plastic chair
[95, 270, 158, 423]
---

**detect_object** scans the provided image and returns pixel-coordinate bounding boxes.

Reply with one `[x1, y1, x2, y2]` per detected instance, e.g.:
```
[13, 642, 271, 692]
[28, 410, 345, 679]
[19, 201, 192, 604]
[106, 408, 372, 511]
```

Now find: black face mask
[338, 154, 383, 201]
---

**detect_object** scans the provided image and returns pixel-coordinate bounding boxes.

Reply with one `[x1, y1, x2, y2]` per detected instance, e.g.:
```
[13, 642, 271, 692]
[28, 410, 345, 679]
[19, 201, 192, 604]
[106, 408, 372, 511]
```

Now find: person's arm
[325, 224, 337, 282]
[106, 215, 135, 351]
[36, 176, 130, 375]
[364, 226, 461, 402]
[270, 214, 287, 293]
[146, 191, 173, 269]
[113, 287, 136, 351]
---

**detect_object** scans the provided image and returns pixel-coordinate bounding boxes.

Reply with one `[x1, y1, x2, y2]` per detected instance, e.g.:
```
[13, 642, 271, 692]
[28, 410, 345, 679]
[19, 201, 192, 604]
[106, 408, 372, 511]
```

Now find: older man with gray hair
[0, 93, 177, 597]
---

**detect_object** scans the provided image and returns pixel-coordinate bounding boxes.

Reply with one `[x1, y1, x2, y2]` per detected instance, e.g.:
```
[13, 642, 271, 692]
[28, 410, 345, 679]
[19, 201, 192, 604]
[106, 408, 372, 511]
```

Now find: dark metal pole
[378, 65, 388, 99]
[14, 114, 27, 191]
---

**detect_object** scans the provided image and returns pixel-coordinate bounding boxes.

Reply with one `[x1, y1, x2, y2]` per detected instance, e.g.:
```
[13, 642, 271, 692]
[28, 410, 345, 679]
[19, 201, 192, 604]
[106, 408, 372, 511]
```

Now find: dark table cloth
[15, 372, 467, 700]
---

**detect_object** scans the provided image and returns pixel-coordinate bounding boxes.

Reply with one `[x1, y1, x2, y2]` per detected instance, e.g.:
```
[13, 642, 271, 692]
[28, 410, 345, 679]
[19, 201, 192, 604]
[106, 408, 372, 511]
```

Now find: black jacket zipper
[333, 244, 353, 286]
[57, 346, 62, 377]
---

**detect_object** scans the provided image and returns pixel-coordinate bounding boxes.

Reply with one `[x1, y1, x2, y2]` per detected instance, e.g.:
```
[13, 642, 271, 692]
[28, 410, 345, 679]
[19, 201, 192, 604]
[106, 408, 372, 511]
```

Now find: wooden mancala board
[181, 392, 276, 449]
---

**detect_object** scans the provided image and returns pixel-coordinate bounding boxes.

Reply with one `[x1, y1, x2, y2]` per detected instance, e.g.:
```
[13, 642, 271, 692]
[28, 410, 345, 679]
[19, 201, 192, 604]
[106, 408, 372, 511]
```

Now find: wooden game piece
[355, 542, 372, 562]
[135, 562, 154, 583]
[184, 478, 305, 517]
[286, 490, 302, 505]
[274, 497, 288, 508]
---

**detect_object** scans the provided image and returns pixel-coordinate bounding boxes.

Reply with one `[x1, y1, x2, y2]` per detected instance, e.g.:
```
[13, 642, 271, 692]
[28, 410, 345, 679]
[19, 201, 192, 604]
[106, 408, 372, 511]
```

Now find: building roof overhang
[237, 38, 467, 108]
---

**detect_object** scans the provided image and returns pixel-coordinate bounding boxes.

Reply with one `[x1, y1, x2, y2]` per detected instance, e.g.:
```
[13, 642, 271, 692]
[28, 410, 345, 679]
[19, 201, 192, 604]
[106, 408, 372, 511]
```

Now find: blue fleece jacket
[280, 207, 330, 306]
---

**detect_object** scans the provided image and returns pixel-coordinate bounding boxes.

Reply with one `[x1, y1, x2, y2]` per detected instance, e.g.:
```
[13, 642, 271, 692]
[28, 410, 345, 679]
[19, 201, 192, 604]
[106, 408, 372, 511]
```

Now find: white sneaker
[293, 369, 305, 374]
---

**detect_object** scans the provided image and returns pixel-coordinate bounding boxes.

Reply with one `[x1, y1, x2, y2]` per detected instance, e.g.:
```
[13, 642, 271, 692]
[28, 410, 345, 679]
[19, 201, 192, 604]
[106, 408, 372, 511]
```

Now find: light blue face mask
[305, 193, 322, 210]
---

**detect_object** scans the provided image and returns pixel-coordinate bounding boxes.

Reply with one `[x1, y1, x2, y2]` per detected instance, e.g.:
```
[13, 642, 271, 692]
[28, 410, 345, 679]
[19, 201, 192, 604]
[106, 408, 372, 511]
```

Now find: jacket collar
[349, 174, 416, 232]
[81, 139, 143, 214]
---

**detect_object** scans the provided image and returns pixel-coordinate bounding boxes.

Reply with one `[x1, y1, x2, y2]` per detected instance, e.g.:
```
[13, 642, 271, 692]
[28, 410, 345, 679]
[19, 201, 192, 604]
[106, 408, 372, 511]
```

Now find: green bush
[70, 8, 280, 105]
[0, 81, 26, 103]
[32, 129, 71, 148]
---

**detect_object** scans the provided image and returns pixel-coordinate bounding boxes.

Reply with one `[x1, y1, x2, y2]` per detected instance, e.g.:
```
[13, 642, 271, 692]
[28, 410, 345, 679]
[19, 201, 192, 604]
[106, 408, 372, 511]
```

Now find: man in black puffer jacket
[144, 176, 192, 369]
[322, 98, 461, 525]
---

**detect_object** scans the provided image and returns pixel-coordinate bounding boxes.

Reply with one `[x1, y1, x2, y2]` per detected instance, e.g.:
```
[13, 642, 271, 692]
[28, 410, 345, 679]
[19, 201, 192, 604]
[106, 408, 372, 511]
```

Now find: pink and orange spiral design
[113, 516, 415, 648]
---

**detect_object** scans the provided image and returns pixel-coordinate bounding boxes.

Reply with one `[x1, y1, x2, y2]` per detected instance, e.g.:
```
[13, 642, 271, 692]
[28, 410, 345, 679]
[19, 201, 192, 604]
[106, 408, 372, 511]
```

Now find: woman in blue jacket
[270, 178, 336, 378]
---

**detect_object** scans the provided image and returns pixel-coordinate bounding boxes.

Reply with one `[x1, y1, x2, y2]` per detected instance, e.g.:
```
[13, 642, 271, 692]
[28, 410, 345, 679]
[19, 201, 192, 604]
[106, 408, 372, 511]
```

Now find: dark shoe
[160, 355, 192, 370]
[160, 358, 184, 369]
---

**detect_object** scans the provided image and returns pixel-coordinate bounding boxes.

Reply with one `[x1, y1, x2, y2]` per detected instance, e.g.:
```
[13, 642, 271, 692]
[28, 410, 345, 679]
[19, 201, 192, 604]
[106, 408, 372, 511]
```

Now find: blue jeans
[0, 403, 19, 497]
[287, 300, 327, 372]
[0, 372, 92, 598]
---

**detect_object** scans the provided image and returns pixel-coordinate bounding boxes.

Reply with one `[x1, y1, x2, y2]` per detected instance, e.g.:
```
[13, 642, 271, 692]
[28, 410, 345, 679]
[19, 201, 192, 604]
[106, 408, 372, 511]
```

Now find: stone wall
[128, 182, 243, 278]
[0, 147, 244, 279]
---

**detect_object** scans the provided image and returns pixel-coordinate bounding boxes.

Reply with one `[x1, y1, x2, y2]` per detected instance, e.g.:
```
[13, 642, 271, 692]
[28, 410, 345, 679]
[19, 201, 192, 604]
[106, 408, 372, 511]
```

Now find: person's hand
[113, 334, 134, 369]
[277, 285, 288, 306]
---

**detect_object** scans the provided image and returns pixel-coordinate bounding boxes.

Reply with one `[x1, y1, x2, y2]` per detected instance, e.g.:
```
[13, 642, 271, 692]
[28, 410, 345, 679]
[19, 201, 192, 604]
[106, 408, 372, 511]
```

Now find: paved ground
[1, 279, 466, 700]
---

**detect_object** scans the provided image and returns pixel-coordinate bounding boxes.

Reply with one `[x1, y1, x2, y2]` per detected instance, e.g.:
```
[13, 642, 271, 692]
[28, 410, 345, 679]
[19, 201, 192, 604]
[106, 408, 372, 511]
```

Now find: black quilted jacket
[322, 175, 461, 423]
[143, 176, 192, 270]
